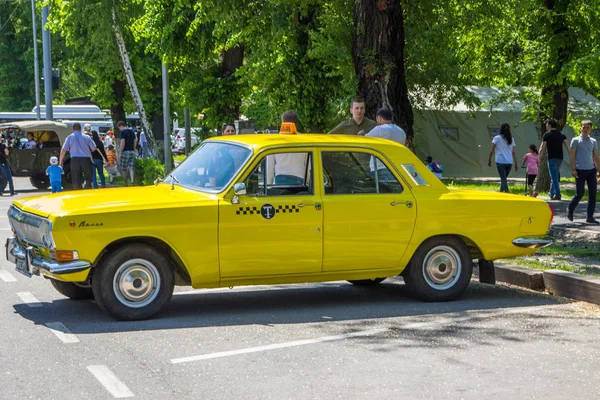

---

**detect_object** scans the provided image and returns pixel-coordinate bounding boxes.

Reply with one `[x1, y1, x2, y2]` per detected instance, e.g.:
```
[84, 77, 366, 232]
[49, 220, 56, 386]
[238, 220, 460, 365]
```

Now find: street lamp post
[41, 5, 52, 120]
[31, 0, 40, 119]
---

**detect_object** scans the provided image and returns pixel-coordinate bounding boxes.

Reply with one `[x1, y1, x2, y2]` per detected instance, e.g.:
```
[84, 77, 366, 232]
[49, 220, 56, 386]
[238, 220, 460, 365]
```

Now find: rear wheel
[92, 244, 174, 321]
[403, 236, 473, 301]
[30, 175, 50, 190]
[348, 278, 386, 286]
[50, 280, 94, 299]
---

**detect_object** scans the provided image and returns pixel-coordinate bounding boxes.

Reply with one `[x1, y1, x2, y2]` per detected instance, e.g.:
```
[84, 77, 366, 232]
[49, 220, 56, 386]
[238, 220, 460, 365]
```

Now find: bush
[134, 158, 165, 186]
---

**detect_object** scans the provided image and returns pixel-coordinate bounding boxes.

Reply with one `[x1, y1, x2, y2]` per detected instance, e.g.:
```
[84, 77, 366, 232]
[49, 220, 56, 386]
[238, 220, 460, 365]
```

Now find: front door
[320, 150, 417, 272]
[219, 149, 323, 278]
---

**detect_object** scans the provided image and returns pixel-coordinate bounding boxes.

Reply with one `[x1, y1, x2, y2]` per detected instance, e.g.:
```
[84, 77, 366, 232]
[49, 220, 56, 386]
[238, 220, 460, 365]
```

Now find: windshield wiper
[170, 174, 180, 190]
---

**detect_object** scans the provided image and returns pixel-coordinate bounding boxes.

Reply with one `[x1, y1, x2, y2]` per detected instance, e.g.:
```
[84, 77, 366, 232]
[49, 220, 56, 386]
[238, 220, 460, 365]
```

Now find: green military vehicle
[0, 121, 72, 190]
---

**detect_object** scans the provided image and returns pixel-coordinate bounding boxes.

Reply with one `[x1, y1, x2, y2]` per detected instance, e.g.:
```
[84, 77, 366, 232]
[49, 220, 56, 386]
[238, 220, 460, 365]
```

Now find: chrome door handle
[299, 202, 322, 210]
[390, 201, 413, 208]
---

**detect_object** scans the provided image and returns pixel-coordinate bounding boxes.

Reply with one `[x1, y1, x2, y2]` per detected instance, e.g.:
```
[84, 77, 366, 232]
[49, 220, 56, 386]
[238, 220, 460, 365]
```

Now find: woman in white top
[488, 123, 518, 192]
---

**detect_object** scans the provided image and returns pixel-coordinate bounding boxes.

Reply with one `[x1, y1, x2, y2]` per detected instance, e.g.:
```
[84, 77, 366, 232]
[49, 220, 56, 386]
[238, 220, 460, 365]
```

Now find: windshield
[164, 141, 251, 192]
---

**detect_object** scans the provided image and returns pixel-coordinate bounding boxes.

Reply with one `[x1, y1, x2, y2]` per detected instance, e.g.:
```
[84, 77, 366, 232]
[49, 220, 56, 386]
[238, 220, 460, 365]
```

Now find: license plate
[15, 258, 32, 278]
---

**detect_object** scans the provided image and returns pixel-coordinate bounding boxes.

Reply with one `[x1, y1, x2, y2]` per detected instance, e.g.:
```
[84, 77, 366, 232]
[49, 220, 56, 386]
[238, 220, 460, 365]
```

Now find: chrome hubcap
[113, 259, 161, 308]
[422, 246, 462, 290]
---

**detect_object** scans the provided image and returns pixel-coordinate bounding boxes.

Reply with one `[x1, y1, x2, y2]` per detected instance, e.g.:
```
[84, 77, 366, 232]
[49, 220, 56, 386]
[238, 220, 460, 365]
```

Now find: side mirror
[232, 182, 246, 204]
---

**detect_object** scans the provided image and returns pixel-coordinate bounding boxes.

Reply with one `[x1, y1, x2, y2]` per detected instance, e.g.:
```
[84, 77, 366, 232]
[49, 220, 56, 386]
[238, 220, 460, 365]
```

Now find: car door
[320, 149, 417, 272]
[219, 149, 323, 278]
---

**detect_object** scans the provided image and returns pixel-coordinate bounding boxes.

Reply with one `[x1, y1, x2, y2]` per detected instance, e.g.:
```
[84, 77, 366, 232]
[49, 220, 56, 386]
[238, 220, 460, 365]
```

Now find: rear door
[320, 149, 417, 272]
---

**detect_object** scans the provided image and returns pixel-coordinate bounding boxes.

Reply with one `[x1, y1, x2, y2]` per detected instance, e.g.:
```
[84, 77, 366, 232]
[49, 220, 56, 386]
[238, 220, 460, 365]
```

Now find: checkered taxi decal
[236, 204, 300, 219]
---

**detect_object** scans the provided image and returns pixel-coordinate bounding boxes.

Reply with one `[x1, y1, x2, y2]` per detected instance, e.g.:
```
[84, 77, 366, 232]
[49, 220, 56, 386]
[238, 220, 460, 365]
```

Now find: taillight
[548, 203, 554, 227]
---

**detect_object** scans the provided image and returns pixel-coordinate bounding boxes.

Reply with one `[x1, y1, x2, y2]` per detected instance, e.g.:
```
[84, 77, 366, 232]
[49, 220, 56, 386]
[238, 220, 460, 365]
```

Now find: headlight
[41, 221, 55, 249]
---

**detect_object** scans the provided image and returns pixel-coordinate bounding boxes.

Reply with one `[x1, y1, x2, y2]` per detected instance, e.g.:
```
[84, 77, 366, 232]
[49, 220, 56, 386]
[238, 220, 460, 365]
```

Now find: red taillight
[548, 203, 554, 224]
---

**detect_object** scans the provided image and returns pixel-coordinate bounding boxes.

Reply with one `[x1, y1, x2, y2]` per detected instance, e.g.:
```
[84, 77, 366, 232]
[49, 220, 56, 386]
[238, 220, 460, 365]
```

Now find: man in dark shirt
[0, 137, 15, 195]
[328, 99, 377, 135]
[538, 118, 570, 200]
[117, 121, 138, 186]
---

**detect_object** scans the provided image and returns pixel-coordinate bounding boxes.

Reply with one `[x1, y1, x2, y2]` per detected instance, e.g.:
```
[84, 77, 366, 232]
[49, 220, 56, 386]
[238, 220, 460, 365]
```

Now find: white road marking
[171, 304, 563, 364]
[87, 365, 135, 398]
[0, 228, 13, 231]
[0, 270, 16, 282]
[45, 322, 80, 343]
[17, 292, 42, 307]
[171, 328, 388, 364]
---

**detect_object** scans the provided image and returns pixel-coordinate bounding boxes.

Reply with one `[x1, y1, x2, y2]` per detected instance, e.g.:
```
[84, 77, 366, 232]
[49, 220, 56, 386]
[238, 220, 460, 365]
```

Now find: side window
[244, 151, 313, 197]
[322, 151, 403, 195]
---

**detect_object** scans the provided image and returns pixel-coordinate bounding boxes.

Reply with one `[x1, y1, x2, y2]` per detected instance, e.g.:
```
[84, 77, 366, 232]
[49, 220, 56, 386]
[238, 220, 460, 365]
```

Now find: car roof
[0, 120, 72, 142]
[209, 133, 408, 151]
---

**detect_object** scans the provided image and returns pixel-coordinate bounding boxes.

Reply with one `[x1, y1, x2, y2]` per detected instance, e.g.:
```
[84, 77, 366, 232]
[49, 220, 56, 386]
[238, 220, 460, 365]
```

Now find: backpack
[431, 162, 443, 173]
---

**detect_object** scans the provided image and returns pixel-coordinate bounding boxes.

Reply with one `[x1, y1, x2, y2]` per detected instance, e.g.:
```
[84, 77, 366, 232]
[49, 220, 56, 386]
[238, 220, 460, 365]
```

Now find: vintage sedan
[5, 131, 552, 320]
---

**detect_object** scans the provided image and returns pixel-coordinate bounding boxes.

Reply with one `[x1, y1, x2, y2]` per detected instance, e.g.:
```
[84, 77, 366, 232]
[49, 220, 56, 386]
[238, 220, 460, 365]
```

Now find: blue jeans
[548, 158, 562, 198]
[0, 163, 15, 194]
[274, 175, 303, 185]
[50, 180, 62, 193]
[496, 163, 512, 192]
[568, 168, 597, 219]
[92, 158, 106, 188]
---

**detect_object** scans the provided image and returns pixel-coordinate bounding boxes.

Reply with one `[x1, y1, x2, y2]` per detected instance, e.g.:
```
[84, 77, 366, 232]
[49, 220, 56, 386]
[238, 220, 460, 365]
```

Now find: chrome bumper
[512, 237, 553, 249]
[6, 237, 91, 277]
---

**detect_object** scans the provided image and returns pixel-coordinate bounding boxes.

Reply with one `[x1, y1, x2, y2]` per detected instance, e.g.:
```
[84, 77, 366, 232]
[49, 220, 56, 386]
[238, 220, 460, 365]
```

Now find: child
[425, 156, 444, 179]
[46, 156, 63, 193]
[105, 144, 119, 183]
[522, 144, 539, 197]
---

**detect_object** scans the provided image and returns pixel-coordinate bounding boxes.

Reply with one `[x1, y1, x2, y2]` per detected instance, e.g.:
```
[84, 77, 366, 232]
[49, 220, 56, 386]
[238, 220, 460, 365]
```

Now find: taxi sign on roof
[279, 122, 297, 134]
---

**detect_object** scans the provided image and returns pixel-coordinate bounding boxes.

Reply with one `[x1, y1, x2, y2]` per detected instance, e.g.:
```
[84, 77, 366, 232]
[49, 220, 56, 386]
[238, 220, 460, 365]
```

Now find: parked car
[6, 133, 552, 320]
[0, 121, 73, 190]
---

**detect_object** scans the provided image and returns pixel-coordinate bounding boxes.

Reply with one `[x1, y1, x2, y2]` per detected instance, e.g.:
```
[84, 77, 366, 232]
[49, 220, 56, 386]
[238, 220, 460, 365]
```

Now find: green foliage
[134, 157, 165, 186]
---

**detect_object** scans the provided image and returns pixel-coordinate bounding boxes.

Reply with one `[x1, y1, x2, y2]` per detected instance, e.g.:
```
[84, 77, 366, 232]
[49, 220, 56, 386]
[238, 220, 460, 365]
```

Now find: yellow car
[6, 133, 552, 320]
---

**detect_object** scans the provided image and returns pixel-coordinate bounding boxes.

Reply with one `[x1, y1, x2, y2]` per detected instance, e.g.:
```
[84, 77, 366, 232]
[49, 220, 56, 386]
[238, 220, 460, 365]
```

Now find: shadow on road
[13, 279, 567, 336]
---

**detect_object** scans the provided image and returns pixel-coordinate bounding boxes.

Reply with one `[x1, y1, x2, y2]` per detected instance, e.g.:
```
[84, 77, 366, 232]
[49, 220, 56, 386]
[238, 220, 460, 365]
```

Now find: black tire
[403, 236, 473, 301]
[50, 280, 94, 300]
[92, 244, 174, 321]
[348, 278, 386, 286]
[30, 175, 50, 190]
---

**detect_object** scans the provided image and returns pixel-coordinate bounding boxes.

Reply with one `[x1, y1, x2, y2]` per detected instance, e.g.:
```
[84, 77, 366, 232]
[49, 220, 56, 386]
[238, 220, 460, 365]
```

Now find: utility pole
[31, 0, 40, 119]
[184, 107, 191, 156]
[41, 5, 52, 120]
[162, 61, 171, 174]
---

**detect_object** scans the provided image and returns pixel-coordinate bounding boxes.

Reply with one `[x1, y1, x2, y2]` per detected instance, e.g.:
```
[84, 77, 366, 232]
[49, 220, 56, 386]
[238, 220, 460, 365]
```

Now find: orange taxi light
[279, 122, 298, 134]
[52, 250, 79, 261]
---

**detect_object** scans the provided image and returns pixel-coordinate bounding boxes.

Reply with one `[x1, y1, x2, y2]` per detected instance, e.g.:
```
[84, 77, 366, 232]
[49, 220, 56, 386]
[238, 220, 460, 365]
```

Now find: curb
[476, 263, 600, 306]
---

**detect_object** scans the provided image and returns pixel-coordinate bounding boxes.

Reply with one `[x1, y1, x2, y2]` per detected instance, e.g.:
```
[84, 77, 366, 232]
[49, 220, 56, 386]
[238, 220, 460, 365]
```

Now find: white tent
[413, 86, 600, 178]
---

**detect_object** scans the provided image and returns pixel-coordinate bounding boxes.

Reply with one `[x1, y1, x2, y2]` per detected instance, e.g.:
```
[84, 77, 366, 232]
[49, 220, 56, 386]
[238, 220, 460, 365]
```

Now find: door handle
[390, 201, 413, 208]
[299, 202, 322, 210]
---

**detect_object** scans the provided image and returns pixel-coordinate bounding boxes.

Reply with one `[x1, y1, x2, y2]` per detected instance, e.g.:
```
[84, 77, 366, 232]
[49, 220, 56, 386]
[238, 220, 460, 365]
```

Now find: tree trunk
[535, 0, 573, 193]
[111, 0, 154, 153]
[352, 0, 415, 150]
[109, 78, 127, 130]
[218, 46, 244, 123]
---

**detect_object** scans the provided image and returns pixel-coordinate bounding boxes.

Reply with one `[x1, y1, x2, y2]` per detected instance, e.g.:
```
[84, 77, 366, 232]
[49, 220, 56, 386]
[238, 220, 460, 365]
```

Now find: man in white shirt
[361, 108, 406, 176]
[266, 110, 308, 185]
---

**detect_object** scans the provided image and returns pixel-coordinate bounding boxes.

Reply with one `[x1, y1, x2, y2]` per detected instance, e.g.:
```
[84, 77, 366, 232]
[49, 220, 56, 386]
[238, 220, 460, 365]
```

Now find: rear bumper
[512, 237, 552, 249]
[6, 237, 91, 278]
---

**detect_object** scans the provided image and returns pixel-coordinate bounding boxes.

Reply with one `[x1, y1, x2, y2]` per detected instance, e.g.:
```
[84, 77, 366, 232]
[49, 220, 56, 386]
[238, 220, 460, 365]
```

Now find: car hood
[12, 184, 217, 218]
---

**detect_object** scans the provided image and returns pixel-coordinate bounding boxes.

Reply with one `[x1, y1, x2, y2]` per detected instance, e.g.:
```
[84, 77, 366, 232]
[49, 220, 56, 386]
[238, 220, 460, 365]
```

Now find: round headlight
[42, 233, 53, 248]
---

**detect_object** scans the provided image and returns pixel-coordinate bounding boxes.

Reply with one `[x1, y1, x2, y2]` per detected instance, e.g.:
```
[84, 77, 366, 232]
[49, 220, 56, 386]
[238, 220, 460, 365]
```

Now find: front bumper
[512, 237, 553, 249]
[6, 237, 91, 279]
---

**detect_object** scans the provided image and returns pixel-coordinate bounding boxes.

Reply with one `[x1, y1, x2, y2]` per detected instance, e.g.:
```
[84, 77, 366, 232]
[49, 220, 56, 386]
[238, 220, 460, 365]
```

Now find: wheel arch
[405, 233, 485, 269]
[92, 236, 191, 286]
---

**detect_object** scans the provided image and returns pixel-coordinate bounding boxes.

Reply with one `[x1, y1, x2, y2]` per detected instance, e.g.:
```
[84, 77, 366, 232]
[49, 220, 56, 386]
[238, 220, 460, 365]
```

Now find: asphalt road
[1, 178, 600, 399]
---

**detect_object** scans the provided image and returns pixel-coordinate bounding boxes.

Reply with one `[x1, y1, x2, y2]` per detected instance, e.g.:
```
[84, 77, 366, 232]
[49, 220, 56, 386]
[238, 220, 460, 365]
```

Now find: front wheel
[403, 236, 473, 301]
[50, 280, 94, 299]
[92, 244, 174, 321]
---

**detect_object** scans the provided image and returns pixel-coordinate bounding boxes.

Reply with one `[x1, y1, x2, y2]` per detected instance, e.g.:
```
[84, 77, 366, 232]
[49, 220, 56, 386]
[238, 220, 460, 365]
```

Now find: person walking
[360, 108, 406, 179]
[522, 144, 539, 197]
[537, 119, 570, 200]
[328, 98, 377, 135]
[59, 122, 96, 190]
[567, 120, 600, 224]
[0, 137, 15, 195]
[46, 156, 64, 193]
[117, 121, 137, 186]
[91, 130, 108, 188]
[488, 123, 518, 193]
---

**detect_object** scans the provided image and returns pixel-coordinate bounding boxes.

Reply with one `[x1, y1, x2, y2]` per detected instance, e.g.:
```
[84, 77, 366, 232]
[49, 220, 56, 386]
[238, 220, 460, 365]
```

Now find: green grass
[174, 154, 186, 163]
